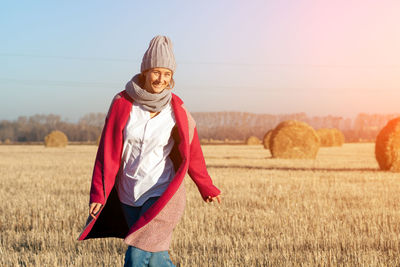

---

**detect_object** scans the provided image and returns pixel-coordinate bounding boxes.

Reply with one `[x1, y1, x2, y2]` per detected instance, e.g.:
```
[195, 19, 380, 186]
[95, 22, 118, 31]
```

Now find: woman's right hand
[206, 195, 221, 204]
[89, 202, 102, 219]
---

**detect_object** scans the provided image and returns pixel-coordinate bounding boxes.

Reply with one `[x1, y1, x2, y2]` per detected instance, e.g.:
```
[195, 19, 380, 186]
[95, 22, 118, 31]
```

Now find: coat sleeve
[187, 127, 221, 201]
[89, 94, 125, 204]
[89, 124, 106, 204]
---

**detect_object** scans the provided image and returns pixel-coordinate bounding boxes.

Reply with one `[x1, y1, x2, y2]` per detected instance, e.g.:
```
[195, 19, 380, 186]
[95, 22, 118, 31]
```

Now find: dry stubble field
[1, 143, 400, 266]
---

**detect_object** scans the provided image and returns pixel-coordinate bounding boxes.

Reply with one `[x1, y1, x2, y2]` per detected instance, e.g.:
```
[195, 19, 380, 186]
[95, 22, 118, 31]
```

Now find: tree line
[193, 112, 400, 142]
[0, 113, 105, 142]
[0, 112, 398, 143]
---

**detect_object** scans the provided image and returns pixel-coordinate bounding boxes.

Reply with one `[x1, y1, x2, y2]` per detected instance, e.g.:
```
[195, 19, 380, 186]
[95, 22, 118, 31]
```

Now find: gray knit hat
[141, 35, 176, 73]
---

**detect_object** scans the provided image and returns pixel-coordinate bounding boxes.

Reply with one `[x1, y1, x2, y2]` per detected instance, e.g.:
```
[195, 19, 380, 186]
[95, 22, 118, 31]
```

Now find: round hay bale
[375, 117, 400, 172]
[4, 138, 11, 145]
[246, 136, 261, 145]
[316, 128, 336, 147]
[96, 135, 101, 146]
[44, 130, 68, 147]
[331, 128, 345, 146]
[316, 128, 344, 147]
[263, 130, 273, 149]
[269, 120, 320, 159]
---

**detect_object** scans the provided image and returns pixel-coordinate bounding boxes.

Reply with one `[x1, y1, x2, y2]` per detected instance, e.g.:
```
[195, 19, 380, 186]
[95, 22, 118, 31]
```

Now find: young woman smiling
[78, 36, 221, 267]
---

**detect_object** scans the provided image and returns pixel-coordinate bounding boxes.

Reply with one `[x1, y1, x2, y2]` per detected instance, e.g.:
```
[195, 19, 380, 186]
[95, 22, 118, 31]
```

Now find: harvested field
[1, 144, 400, 266]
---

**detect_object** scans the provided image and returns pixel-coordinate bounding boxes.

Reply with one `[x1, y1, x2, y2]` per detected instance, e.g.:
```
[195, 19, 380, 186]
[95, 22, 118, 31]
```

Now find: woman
[78, 35, 221, 267]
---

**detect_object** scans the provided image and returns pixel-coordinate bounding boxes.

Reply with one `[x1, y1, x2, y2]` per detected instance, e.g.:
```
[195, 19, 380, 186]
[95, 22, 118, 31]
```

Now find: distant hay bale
[96, 135, 101, 146]
[332, 128, 345, 146]
[246, 136, 261, 145]
[316, 128, 344, 147]
[263, 130, 273, 149]
[316, 129, 335, 147]
[44, 130, 68, 147]
[317, 128, 345, 147]
[375, 117, 400, 172]
[269, 120, 320, 159]
[4, 138, 11, 145]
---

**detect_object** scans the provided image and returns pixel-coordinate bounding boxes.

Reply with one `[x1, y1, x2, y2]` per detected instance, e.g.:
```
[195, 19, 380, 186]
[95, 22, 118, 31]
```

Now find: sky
[1, 0, 399, 121]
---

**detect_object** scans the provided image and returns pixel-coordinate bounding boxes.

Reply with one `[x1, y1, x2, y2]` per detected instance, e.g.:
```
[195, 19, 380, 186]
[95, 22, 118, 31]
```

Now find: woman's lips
[152, 82, 164, 88]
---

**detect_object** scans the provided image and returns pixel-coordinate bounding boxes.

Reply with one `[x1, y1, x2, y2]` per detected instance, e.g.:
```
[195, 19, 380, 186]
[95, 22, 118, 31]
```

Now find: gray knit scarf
[125, 74, 172, 112]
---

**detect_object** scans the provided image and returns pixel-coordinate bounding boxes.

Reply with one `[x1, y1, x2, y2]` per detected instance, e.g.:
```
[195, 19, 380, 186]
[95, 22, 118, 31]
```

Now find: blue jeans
[121, 198, 175, 267]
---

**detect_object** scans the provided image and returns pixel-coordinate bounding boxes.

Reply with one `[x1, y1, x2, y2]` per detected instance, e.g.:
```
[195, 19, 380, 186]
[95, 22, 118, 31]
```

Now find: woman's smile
[144, 67, 172, 94]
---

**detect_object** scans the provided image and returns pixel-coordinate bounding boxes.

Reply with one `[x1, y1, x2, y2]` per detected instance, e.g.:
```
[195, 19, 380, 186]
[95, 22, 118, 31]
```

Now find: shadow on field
[206, 164, 380, 173]
[206, 156, 266, 160]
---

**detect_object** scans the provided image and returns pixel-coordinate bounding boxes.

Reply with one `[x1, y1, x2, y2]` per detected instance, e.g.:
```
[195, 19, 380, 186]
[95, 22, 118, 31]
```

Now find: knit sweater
[78, 90, 221, 252]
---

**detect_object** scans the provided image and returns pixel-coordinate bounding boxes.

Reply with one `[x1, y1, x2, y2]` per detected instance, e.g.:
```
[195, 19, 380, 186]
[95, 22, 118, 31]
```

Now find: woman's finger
[93, 204, 101, 214]
[89, 204, 95, 214]
[206, 195, 221, 203]
[89, 203, 102, 218]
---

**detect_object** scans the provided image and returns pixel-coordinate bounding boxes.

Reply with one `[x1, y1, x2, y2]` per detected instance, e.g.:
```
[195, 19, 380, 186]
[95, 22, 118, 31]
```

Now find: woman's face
[143, 67, 173, 94]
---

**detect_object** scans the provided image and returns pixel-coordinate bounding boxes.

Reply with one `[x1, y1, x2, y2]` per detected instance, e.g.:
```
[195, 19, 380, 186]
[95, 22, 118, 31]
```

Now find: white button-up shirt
[117, 102, 176, 206]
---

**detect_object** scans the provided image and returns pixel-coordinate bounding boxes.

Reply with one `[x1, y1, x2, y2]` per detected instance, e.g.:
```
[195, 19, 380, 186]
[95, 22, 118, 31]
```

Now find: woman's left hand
[206, 195, 221, 204]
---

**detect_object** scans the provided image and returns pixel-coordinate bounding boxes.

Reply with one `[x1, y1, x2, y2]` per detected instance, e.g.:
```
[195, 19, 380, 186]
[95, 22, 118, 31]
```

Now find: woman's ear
[167, 77, 175, 89]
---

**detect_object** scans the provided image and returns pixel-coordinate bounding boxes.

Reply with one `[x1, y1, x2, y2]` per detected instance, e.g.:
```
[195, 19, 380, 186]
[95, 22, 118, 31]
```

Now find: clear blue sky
[1, 0, 399, 121]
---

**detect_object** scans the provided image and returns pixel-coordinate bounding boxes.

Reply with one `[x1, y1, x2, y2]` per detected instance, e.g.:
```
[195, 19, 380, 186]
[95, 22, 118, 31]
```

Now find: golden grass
[1, 144, 400, 266]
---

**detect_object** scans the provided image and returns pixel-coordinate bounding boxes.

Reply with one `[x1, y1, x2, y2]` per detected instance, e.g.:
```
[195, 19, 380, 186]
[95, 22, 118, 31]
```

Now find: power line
[1, 78, 398, 93]
[1, 53, 400, 69]
[179, 61, 400, 69]
[0, 78, 121, 88]
[0, 53, 140, 63]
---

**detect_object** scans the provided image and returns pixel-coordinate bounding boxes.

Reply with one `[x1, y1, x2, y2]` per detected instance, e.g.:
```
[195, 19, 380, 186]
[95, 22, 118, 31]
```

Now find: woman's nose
[159, 75, 167, 83]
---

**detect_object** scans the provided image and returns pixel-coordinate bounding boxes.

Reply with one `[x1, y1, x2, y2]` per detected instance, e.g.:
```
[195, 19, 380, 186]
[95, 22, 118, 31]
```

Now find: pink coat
[78, 90, 221, 252]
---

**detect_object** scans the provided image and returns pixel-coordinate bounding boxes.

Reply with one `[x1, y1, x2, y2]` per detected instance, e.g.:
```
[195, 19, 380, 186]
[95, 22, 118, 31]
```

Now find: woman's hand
[206, 195, 221, 204]
[89, 202, 102, 219]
